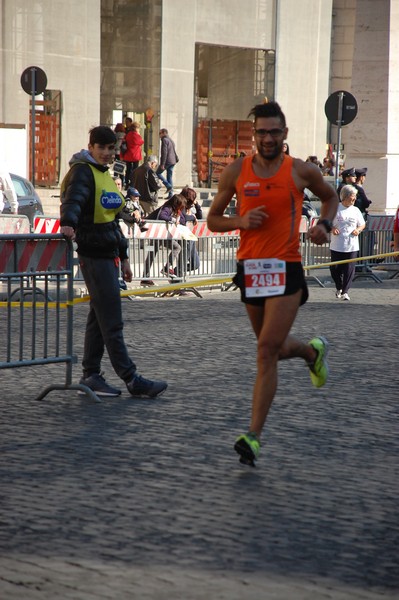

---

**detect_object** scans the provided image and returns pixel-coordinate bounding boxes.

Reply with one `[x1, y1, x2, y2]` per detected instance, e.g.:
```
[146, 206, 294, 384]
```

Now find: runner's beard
[257, 143, 282, 161]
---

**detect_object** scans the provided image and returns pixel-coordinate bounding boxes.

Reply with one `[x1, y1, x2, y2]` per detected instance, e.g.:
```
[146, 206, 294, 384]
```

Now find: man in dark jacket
[60, 126, 167, 399]
[337, 166, 357, 196]
[131, 154, 162, 215]
[156, 128, 178, 197]
[337, 166, 372, 217]
[354, 167, 372, 217]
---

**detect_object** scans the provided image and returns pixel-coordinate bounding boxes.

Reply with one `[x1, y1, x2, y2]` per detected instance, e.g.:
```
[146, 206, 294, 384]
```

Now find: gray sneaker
[78, 373, 121, 397]
[126, 374, 167, 398]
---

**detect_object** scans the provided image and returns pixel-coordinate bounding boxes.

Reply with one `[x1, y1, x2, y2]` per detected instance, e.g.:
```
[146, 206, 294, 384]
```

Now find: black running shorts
[233, 260, 309, 306]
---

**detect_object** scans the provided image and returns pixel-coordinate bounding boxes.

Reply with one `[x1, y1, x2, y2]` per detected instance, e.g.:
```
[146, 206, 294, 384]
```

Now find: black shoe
[140, 279, 155, 286]
[126, 374, 167, 398]
[78, 373, 121, 397]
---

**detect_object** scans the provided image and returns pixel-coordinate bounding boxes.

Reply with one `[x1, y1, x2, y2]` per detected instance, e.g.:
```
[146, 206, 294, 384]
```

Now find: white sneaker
[160, 267, 175, 278]
[335, 290, 342, 299]
[341, 293, 350, 301]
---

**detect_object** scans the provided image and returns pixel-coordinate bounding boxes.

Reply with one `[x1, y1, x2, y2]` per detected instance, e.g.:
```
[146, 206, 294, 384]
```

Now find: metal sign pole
[325, 90, 357, 191]
[31, 67, 36, 187]
[334, 91, 344, 190]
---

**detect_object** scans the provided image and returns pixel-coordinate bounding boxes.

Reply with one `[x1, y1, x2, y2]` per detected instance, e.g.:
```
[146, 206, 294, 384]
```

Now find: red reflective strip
[33, 217, 42, 232]
[299, 216, 308, 233]
[141, 223, 169, 239]
[17, 240, 36, 271]
[36, 241, 57, 270]
[46, 218, 60, 233]
[34, 217, 60, 233]
[369, 216, 394, 231]
[0, 241, 14, 272]
[191, 222, 239, 237]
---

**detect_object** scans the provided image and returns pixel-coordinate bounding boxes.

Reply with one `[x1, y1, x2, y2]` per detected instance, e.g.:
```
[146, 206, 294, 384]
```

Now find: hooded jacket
[60, 150, 128, 259]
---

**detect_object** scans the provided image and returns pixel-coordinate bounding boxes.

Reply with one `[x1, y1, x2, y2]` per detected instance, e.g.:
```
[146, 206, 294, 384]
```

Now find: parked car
[2, 173, 44, 225]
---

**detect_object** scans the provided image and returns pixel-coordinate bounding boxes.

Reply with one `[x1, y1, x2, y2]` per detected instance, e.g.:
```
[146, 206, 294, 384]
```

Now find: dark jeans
[79, 255, 137, 382]
[125, 161, 139, 188]
[330, 250, 357, 294]
[176, 240, 200, 276]
[156, 164, 174, 190]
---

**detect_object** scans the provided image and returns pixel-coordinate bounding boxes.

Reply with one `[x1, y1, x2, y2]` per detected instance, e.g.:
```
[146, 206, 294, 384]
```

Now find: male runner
[207, 101, 338, 466]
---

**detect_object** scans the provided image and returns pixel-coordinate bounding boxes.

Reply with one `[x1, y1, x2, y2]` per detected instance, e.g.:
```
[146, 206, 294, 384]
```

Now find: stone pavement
[0, 277, 398, 599]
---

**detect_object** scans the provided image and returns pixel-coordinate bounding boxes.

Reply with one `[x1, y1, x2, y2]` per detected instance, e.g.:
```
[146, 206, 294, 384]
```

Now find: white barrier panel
[0, 214, 30, 234]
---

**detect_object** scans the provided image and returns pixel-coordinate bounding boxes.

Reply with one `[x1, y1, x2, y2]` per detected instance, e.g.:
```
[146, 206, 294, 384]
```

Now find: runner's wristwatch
[318, 218, 333, 233]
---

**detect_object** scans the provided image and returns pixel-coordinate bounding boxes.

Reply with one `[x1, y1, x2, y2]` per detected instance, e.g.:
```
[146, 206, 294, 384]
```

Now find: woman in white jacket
[330, 184, 366, 301]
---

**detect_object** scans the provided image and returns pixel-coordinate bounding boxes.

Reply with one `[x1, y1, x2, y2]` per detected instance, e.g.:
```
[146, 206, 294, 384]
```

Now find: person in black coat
[354, 167, 372, 217]
[131, 154, 162, 216]
[60, 126, 167, 399]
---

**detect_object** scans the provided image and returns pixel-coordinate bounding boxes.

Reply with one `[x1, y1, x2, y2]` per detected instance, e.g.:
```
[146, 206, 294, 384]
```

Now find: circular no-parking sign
[20, 66, 47, 96]
[325, 91, 358, 126]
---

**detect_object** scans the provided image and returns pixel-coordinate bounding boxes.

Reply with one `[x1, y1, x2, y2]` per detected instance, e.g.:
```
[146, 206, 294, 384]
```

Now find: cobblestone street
[1, 279, 398, 599]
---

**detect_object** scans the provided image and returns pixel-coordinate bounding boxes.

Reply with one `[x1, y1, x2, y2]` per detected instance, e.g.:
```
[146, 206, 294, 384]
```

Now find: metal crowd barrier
[0, 233, 99, 402]
[301, 215, 398, 285]
[32, 215, 241, 291]
[27, 214, 399, 290]
[362, 215, 398, 278]
[125, 219, 240, 284]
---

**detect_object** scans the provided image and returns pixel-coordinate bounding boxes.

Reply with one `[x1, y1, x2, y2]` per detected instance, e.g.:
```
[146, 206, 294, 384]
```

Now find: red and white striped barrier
[0, 214, 30, 234]
[33, 216, 61, 234]
[0, 237, 67, 273]
[367, 215, 394, 231]
[191, 221, 239, 237]
[138, 221, 180, 239]
[299, 215, 309, 233]
[32, 217, 242, 241]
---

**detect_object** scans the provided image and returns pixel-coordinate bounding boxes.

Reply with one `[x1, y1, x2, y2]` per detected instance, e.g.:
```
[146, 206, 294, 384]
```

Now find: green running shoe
[308, 336, 329, 388]
[234, 432, 260, 467]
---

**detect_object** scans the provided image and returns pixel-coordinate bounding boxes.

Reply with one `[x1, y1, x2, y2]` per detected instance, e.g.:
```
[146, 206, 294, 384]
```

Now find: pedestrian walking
[60, 125, 167, 399]
[156, 128, 178, 197]
[207, 101, 338, 466]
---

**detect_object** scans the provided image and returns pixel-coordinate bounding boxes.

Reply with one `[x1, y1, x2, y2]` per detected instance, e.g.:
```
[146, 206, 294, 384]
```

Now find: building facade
[0, 0, 397, 212]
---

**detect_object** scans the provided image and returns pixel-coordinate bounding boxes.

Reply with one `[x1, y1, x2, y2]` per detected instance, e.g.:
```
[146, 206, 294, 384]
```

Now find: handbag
[120, 139, 128, 154]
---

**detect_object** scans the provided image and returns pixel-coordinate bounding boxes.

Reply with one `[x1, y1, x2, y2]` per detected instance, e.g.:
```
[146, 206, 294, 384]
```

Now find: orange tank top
[236, 154, 303, 262]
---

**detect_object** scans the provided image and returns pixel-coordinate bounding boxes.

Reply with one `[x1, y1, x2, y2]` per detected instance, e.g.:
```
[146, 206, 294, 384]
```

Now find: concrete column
[345, 0, 399, 213]
[275, 0, 333, 161]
